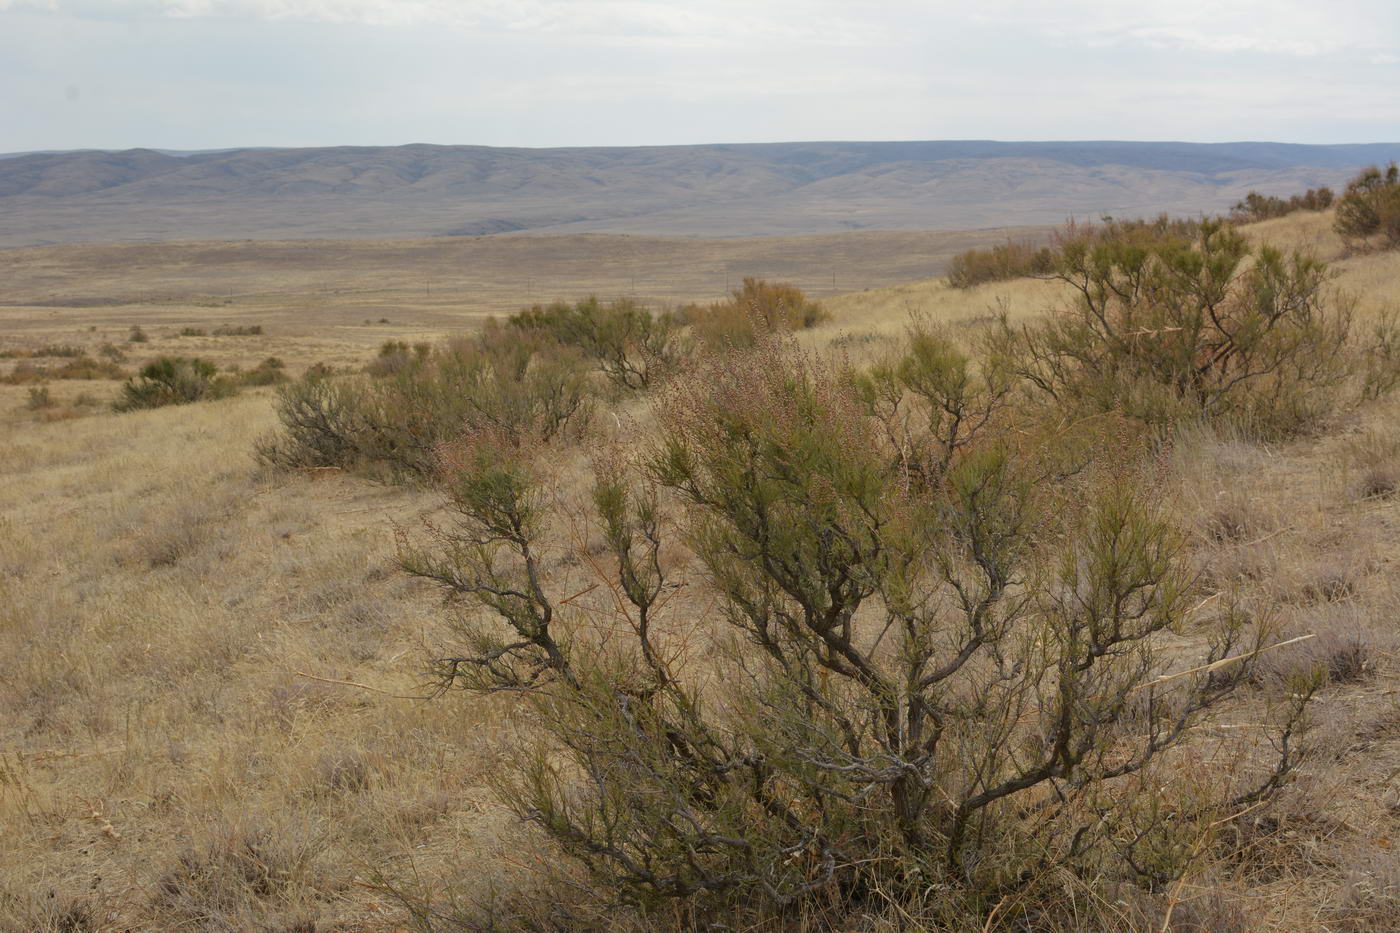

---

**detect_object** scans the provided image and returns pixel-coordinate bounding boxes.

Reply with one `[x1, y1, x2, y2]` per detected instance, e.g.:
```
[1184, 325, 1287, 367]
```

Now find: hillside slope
[3, 140, 1399, 246]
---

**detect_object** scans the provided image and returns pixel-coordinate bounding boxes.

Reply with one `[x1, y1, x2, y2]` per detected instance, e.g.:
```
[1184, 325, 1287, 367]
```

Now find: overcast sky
[2, 0, 1398, 152]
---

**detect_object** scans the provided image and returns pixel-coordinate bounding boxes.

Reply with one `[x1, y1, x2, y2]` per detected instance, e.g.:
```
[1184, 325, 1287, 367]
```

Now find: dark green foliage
[509, 296, 683, 390]
[947, 239, 1055, 288]
[179, 327, 208, 337]
[1230, 187, 1334, 223]
[128, 325, 149, 343]
[114, 356, 238, 411]
[1334, 163, 1400, 249]
[989, 219, 1352, 436]
[211, 324, 265, 336]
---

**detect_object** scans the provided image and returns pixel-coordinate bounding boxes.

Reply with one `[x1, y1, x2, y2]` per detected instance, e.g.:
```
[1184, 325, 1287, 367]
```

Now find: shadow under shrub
[401, 332, 1316, 931]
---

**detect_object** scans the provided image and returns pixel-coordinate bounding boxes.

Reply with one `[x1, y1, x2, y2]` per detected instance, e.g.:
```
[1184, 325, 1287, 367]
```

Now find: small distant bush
[1230, 187, 1335, 223]
[947, 239, 1055, 288]
[114, 356, 238, 411]
[128, 325, 149, 343]
[212, 324, 264, 337]
[678, 277, 827, 349]
[509, 296, 684, 390]
[98, 342, 127, 361]
[25, 386, 53, 410]
[179, 327, 208, 337]
[238, 357, 289, 387]
[1334, 163, 1400, 250]
[988, 219, 1355, 437]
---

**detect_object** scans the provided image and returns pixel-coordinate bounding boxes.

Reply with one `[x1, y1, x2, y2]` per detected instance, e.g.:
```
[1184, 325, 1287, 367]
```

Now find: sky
[1, 0, 1398, 152]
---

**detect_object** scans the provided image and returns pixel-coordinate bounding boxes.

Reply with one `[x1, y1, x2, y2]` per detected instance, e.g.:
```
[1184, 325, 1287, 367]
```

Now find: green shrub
[128, 325, 149, 343]
[989, 219, 1353, 436]
[254, 372, 363, 470]
[211, 324, 264, 336]
[1334, 163, 1400, 250]
[403, 334, 1315, 929]
[179, 327, 208, 337]
[114, 356, 238, 411]
[258, 324, 593, 481]
[510, 296, 684, 390]
[98, 342, 127, 361]
[947, 239, 1055, 288]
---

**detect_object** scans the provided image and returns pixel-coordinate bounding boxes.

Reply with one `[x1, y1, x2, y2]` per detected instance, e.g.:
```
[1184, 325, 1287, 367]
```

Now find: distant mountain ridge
[2, 140, 1398, 247]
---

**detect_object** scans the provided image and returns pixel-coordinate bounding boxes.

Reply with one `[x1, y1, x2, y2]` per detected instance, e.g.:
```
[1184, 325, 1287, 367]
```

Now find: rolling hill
[2, 140, 1398, 247]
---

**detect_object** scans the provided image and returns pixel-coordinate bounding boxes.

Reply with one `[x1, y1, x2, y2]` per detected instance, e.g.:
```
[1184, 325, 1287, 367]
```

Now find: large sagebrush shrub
[401, 331, 1315, 930]
[988, 219, 1354, 437]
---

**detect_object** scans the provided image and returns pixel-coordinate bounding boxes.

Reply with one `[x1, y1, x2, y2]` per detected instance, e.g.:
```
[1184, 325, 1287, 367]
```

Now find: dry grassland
[3, 215, 1400, 930]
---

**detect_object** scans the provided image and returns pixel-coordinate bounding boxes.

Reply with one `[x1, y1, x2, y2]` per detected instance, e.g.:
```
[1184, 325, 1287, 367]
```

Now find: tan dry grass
[0, 395, 536, 930]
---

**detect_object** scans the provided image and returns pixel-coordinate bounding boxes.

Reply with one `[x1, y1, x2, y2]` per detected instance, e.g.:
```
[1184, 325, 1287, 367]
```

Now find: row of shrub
[947, 165, 1399, 292]
[0, 344, 88, 359]
[257, 279, 826, 480]
[1229, 186, 1334, 223]
[179, 324, 266, 337]
[1, 357, 127, 384]
[945, 215, 1205, 289]
[946, 239, 1055, 288]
